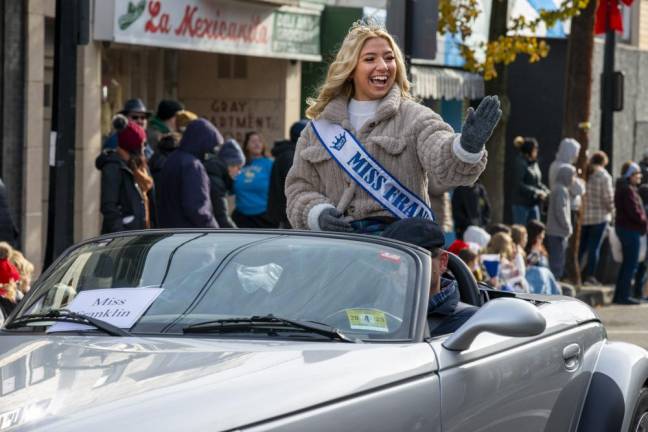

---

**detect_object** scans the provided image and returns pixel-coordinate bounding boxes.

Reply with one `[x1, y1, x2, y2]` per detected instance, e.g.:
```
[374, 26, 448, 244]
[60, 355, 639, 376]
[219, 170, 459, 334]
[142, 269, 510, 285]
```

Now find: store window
[217, 54, 247, 79]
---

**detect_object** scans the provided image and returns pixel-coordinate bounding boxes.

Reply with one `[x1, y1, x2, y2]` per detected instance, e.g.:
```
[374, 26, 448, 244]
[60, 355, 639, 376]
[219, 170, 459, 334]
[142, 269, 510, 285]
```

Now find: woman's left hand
[460, 95, 503, 154]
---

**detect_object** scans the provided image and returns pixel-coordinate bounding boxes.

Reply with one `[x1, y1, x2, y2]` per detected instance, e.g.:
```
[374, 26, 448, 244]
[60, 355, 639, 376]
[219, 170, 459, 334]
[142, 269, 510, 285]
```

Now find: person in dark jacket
[147, 99, 184, 151]
[614, 161, 648, 305]
[511, 136, 550, 224]
[451, 180, 491, 239]
[204, 139, 246, 228]
[158, 119, 222, 228]
[96, 117, 154, 234]
[0, 177, 19, 248]
[267, 120, 308, 228]
[149, 132, 181, 202]
[103, 99, 154, 159]
[382, 218, 478, 337]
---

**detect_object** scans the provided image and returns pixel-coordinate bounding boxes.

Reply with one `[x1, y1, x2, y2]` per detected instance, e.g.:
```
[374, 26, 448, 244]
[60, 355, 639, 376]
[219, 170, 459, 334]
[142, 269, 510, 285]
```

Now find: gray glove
[460, 95, 502, 154]
[318, 207, 353, 232]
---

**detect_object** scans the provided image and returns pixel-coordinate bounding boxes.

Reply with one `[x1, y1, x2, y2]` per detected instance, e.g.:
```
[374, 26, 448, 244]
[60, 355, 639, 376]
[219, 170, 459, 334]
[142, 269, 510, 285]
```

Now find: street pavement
[597, 304, 648, 349]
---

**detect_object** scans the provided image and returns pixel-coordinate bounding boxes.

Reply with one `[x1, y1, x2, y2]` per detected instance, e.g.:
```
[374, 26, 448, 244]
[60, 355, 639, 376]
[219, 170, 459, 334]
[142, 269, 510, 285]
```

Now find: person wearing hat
[267, 119, 308, 228]
[158, 118, 222, 228]
[613, 161, 648, 305]
[103, 98, 153, 157]
[95, 114, 155, 234]
[148, 99, 185, 151]
[204, 139, 246, 228]
[382, 218, 478, 337]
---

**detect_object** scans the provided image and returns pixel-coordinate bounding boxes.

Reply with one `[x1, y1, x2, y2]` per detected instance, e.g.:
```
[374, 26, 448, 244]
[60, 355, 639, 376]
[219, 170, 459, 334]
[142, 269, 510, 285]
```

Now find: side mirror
[442, 298, 546, 351]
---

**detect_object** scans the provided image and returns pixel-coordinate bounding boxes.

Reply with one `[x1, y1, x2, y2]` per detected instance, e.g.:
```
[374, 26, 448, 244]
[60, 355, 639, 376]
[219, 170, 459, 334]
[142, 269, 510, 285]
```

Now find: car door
[428, 321, 604, 431]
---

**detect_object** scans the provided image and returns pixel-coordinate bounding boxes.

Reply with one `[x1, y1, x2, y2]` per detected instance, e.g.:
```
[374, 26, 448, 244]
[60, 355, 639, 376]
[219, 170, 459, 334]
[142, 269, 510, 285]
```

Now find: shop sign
[96, 0, 321, 61]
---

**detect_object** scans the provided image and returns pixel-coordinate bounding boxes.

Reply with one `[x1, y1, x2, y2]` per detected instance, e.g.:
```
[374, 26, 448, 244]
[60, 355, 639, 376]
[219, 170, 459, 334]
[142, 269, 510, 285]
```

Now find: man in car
[382, 218, 478, 337]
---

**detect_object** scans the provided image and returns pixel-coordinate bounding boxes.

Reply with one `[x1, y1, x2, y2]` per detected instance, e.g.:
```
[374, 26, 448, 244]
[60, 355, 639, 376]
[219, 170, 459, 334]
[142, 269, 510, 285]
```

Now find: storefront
[94, 0, 322, 143]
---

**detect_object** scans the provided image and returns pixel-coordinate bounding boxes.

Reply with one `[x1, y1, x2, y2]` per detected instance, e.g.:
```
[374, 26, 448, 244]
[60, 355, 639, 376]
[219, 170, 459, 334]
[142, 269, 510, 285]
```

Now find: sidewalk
[574, 284, 615, 307]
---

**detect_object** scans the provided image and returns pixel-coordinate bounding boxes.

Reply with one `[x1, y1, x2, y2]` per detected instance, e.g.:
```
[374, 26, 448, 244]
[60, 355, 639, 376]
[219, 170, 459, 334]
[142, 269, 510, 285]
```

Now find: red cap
[118, 121, 146, 153]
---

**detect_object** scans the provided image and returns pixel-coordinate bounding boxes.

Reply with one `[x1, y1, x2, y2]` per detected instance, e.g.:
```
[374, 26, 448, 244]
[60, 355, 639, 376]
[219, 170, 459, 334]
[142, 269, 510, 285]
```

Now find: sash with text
[311, 119, 435, 221]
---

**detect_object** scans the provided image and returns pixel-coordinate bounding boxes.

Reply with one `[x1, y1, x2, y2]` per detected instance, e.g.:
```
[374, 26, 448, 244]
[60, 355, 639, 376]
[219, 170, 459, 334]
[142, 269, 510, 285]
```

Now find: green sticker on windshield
[346, 309, 388, 332]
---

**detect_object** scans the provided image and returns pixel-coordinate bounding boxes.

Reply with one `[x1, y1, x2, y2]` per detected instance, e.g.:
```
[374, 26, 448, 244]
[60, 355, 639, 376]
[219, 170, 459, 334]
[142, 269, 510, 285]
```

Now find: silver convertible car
[0, 230, 647, 432]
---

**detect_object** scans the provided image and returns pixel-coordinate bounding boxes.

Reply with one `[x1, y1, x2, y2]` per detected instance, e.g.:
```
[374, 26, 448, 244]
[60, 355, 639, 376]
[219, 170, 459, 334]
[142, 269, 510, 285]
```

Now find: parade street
[600, 304, 648, 349]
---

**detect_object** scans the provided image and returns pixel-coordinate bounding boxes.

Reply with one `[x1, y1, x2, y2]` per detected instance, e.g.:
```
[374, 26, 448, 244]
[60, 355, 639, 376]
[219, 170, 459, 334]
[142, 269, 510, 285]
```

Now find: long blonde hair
[305, 21, 412, 119]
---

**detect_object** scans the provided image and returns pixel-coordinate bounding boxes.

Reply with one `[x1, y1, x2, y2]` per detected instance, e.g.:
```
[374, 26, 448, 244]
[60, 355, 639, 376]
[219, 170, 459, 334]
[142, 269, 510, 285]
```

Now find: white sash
[311, 119, 435, 221]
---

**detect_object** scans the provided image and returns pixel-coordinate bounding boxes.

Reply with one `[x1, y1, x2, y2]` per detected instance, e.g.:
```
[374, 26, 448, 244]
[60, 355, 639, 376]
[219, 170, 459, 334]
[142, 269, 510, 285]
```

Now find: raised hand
[460, 95, 503, 154]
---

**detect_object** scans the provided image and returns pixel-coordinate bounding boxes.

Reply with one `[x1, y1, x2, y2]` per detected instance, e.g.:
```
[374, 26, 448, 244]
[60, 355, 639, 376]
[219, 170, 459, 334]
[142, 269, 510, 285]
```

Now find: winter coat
[96, 151, 149, 234]
[147, 117, 170, 152]
[615, 178, 648, 234]
[149, 135, 178, 201]
[0, 178, 18, 247]
[158, 119, 219, 228]
[583, 167, 614, 225]
[427, 278, 478, 337]
[267, 139, 296, 227]
[548, 138, 585, 210]
[451, 182, 491, 234]
[511, 153, 549, 207]
[428, 174, 453, 233]
[203, 157, 236, 228]
[546, 165, 574, 238]
[285, 85, 487, 229]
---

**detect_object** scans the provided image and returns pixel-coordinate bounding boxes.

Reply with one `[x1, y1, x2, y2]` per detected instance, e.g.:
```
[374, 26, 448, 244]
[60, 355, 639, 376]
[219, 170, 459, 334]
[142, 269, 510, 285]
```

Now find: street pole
[44, 0, 88, 268]
[599, 2, 616, 171]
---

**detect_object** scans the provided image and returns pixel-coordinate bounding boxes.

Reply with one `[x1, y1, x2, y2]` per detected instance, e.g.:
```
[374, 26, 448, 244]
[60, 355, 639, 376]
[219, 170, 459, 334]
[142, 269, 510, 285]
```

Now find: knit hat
[382, 218, 446, 251]
[290, 119, 308, 143]
[156, 99, 184, 121]
[463, 225, 491, 249]
[218, 139, 246, 166]
[176, 110, 198, 131]
[113, 114, 146, 153]
[624, 162, 641, 179]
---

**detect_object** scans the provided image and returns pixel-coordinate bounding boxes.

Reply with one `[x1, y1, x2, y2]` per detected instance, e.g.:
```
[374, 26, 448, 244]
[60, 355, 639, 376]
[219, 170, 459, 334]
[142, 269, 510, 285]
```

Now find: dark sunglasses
[129, 114, 148, 121]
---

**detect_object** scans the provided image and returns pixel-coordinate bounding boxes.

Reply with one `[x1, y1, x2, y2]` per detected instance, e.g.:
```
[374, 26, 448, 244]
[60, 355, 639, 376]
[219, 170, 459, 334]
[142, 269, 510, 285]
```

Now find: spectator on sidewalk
[511, 224, 528, 280]
[0, 177, 19, 248]
[549, 137, 586, 218]
[579, 151, 614, 285]
[9, 249, 33, 301]
[158, 119, 222, 228]
[147, 99, 184, 151]
[452, 180, 491, 240]
[463, 225, 491, 251]
[204, 139, 246, 228]
[511, 136, 550, 224]
[526, 220, 549, 268]
[149, 132, 181, 201]
[613, 161, 648, 305]
[104, 99, 154, 159]
[546, 165, 576, 280]
[486, 232, 527, 292]
[267, 120, 307, 228]
[233, 131, 274, 228]
[96, 116, 154, 233]
[0, 242, 20, 309]
[635, 184, 648, 300]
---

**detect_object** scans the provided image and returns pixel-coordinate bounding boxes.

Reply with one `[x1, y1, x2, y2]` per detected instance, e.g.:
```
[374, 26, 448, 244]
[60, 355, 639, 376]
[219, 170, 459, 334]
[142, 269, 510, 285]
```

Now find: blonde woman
[486, 232, 528, 292]
[9, 249, 34, 299]
[285, 22, 501, 234]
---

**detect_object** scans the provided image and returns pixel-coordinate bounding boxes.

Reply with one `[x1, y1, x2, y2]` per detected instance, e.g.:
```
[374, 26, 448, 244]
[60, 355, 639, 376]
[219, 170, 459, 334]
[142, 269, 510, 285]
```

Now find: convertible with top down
[0, 229, 646, 431]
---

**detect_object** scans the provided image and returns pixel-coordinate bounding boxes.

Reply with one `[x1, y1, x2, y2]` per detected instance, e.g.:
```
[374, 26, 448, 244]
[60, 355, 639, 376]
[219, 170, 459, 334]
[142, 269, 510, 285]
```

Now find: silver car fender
[577, 341, 648, 432]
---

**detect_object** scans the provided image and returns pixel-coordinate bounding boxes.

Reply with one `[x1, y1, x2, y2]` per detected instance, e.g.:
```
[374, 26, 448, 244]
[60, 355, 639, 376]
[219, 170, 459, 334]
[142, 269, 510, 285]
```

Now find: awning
[411, 66, 484, 100]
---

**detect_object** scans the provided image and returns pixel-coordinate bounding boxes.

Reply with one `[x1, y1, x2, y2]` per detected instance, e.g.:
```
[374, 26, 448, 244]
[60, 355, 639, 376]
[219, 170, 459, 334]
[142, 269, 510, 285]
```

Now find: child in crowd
[0, 242, 20, 305]
[458, 248, 485, 282]
[510, 224, 528, 280]
[545, 165, 576, 279]
[9, 249, 34, 301]
[526, 220, 550, 267]
[486, 232, 528, 292]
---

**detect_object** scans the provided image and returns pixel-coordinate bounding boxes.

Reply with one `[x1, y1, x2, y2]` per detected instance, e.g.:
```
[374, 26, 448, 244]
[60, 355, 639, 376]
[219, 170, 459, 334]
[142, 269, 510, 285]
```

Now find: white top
[348, 98, 379, 132]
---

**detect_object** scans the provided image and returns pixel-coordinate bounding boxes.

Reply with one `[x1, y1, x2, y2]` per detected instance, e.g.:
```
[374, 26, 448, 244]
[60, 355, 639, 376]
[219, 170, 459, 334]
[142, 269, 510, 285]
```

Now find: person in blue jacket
[232, 131, 275, 228]
[158, 119, 223, 228]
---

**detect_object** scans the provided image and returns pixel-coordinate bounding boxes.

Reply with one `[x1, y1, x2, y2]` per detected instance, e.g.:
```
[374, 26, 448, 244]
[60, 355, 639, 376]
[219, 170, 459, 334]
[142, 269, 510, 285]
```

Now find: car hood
[0, 335, 435, 431]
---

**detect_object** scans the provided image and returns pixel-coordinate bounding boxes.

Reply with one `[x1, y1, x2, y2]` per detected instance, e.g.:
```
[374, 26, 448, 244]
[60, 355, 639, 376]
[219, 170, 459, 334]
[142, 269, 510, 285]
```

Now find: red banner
[595, 0, 634, 35]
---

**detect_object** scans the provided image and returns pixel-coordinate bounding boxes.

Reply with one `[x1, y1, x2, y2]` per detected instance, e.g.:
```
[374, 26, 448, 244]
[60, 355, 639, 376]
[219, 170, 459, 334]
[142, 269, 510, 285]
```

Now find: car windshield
[14, 233, 420, 341]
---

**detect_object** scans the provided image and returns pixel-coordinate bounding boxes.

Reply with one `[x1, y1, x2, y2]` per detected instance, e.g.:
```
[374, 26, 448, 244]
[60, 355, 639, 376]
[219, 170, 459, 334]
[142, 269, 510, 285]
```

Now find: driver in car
[382, 218, 478, 337]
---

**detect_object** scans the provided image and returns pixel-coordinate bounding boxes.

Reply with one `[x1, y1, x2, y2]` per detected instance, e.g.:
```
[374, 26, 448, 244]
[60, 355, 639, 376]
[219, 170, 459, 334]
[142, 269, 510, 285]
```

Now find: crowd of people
[96, 98, 307, 233]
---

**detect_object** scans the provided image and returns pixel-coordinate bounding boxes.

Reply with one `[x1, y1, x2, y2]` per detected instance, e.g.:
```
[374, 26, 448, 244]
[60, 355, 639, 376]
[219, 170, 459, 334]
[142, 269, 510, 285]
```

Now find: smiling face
[351, 37, 397, 101]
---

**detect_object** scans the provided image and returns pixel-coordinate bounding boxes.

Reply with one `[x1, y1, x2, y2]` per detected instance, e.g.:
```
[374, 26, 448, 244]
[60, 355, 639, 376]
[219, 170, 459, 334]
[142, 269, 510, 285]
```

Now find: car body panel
[0, 335, 436, 431]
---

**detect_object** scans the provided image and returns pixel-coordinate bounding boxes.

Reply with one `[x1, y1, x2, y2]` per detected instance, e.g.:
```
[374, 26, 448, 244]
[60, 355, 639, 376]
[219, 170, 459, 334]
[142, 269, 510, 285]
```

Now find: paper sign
[345, 309, 389, 333]
[48, 288, 163, 333]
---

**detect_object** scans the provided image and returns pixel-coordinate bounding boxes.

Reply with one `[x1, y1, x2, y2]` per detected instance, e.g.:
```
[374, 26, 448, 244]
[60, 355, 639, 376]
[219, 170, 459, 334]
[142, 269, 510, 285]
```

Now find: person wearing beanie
[267, 120, 308, 228]
[102, 98, 153, 157]
[158, 118, 222, 228]
[381, 218, 478, 337]
[95, 115, 155, 233]
[147, 99, 185, 151]
[176, 110, 199, 133]
[204, 139, 246, 228]
[613, 160, 648, 305]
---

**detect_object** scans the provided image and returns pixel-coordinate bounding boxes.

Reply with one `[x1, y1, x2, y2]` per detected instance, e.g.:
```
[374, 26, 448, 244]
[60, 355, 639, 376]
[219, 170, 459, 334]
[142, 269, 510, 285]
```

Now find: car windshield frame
[6, 229, 431, 343]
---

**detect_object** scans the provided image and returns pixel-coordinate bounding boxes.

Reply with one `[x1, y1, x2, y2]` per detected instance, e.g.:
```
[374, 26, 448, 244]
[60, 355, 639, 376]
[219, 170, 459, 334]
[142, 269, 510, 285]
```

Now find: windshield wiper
[5, 309, 131, 337]
[182, 314, 360, 343]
